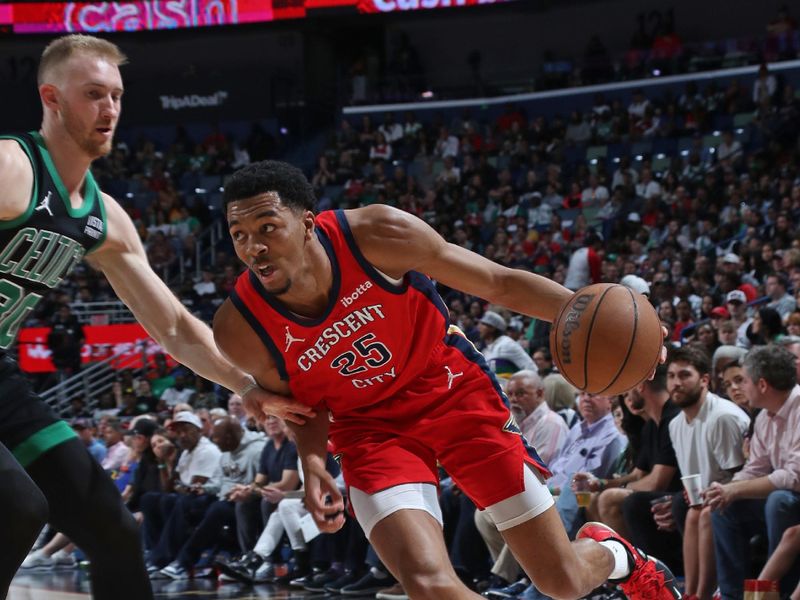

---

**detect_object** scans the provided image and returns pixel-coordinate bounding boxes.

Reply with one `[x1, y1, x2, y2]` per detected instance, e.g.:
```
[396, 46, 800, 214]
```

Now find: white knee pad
[349, 483, 442, 539]
[483, 465, 554, 531]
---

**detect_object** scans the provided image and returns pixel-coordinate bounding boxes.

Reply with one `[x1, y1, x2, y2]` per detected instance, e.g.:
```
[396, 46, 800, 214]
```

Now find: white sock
[599, 540, 631, 580]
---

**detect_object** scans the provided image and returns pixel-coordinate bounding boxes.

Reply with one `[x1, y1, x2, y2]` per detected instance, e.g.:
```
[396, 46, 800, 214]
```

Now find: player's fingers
[283, 412, 307, 425]
[290, 403, 316, 417]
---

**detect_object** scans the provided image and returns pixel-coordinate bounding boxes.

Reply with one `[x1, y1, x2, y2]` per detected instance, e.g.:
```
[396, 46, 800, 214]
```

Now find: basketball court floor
[10, 572, 375, 599]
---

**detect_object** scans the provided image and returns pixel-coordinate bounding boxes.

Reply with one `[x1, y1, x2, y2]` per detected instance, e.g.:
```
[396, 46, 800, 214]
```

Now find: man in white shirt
[717, 131, 743, 164]
[193, 271, 217, 297]
[581, 174, 609, 208]
[378, 113, 403, 145]
[507, 370, 569, 464]
[160, 374, 195, 408]
[635, 167, 662, 200]
[101, 417, 130, 472]
[142, 411, 222, 572]
[478, 311, 536, 378]
[434, 126, 459, 159]
[667, 346, 749, 490]
[665, 345, 750, 600]
[628, 89, 651, 123]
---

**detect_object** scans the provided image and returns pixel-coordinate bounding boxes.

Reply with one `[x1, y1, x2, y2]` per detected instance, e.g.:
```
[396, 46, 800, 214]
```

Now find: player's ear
[40, 83, 60, 113]
[302, 210, 315, 240]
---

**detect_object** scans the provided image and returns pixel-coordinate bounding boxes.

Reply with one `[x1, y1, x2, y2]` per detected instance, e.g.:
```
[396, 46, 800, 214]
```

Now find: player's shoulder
[213, 299, 283, 387]
[344, 203, 406, 231]
[0, 138, 32, 182]
[0, 139, 36, 219]
[213, 300, 256, 362]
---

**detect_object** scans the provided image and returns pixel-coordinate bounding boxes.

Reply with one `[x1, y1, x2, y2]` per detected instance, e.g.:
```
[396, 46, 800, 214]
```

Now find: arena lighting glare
[421, 90, 435, 99]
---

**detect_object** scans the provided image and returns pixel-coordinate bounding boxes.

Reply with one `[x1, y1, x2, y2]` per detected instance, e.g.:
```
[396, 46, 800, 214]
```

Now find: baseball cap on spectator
[710, 306, 731, 319]
[70, 417, 94, 430]
[620, 274, 650, 296]
[627, 213, 642, 223]
[168, 411, 202, 430]
[125, 418, 158, 438]
[726, 290, 747, 304]
[508, 317, 524, 332]
[479, 311, 507, 332]
[722, 253, 740, 265]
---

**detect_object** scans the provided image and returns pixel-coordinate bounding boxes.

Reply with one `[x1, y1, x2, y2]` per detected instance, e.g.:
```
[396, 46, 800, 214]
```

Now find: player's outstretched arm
[346, 204, 572, 322]
[88, 193, 312, 422]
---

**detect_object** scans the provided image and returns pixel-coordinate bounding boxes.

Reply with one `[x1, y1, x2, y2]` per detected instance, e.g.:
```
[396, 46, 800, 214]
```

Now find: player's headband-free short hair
[38, 34, 127, 85]
[223, 160, 317, 215]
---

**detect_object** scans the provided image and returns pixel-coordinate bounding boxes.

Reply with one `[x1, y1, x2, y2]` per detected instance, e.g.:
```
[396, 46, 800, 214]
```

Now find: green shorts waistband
[12, 421, 77, 467]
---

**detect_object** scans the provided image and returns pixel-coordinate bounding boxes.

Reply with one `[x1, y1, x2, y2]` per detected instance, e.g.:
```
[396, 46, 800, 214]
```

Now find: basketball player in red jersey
[213, 161, 680, 600]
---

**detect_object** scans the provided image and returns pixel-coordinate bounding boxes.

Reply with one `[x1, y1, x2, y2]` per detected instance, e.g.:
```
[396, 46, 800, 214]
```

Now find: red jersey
[232, 209, 550, 506]
[231, 210, 452, 414]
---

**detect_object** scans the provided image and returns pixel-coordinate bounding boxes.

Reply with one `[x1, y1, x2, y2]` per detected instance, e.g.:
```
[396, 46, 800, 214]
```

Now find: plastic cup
[574, 478, 591, 508]
[681, 474, 703, 507]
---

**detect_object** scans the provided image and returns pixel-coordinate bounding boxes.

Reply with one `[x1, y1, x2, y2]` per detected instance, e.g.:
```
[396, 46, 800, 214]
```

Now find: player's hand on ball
[304, 464, 345, 533]
[242, 387, 316, 425]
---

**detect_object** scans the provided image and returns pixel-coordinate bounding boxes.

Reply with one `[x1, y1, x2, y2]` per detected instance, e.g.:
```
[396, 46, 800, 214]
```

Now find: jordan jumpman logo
[445, 366, 463, 390]
[284, 326, 306, 352]
[35, 191, 53, 216]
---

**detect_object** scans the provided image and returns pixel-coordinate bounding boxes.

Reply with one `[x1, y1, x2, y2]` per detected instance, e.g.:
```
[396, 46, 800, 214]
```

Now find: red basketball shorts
[328, 337, 551, 510]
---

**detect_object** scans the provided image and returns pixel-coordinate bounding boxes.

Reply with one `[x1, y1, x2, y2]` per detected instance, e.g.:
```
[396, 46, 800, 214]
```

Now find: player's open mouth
[96, 127, 112, 136]
[256, 264, 275, 279]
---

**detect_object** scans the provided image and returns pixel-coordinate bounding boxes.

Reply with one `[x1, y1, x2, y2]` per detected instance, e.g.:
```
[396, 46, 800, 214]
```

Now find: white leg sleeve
[349, 483, 442, 539]
[484, 464, 554, 531]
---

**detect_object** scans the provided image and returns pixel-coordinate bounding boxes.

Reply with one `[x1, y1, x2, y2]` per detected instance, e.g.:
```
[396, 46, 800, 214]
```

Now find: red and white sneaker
[576, 522, 682, 600]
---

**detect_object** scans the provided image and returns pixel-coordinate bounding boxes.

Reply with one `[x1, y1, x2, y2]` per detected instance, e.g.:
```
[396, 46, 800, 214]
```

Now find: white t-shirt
[482, 335, 536, 376]
[161, 387, 195, 407]
[176, 436, 222, 487]
[564, 247, 591, 291]
[668, 392, 750, 489]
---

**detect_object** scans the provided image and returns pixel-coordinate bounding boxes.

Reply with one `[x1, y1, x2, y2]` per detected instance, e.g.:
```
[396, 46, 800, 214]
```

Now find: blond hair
[543, 373, 578, 411]
[38, 34, 127, 85]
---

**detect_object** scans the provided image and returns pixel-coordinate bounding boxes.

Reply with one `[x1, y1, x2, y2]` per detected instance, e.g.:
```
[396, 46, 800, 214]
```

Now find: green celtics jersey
[0, 131, 107, 349]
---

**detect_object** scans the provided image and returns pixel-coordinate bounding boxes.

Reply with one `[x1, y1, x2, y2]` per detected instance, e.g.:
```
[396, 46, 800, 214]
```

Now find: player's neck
[278, 238, 334, 319]
[39, 125, 92, 196]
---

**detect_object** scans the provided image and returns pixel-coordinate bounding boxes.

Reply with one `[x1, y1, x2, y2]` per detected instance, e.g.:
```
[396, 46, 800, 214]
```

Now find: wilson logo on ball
[560, 293, 595, 364]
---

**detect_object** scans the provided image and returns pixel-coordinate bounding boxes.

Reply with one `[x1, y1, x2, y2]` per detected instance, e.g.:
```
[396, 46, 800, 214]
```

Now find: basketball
[550, 283, 663, 396]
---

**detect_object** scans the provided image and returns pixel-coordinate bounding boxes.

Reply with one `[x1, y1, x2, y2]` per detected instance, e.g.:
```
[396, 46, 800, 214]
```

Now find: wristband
[237, 377, 259, 399]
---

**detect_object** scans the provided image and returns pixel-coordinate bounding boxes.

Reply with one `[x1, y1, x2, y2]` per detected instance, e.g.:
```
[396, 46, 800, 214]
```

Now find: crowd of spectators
[347, 7, 800, 104]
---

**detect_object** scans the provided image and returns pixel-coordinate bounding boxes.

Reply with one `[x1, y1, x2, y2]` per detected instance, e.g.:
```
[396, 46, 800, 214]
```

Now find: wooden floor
[10, 571, 375, 599]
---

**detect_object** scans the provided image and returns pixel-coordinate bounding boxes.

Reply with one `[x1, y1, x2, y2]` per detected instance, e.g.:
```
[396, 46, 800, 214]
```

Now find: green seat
[652, 155, 671, 173]
[586, 145, 608, 161]
[733, 112, 754, 128]
[703, 134, 721, 148]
